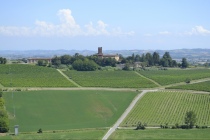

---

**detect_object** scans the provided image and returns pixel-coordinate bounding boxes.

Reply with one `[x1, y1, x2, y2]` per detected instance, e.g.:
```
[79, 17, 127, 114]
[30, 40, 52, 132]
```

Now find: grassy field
[138, 68, 210, 85]
[167, 80, 210, 92]
[63, 70, 157, 88]
[109, 129, 210, 140]
[0, 129, 107, 140]
[121, 91, 210, 127]
[0, 64, 75, 87]
[4, 90, 138, 132]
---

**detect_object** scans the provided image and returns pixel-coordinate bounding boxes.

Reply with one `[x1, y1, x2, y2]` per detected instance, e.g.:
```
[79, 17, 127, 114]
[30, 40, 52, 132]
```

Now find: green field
[0, 129, 107, 140]
[4, 90, 138, 132]
[138, 68, 210, 85]
[167, 80, 210, 92]
[109, 129, 210, 140]
[0, 64, 75, 87]
[121, 91, 210, 127]
[63, 70, 157, 88]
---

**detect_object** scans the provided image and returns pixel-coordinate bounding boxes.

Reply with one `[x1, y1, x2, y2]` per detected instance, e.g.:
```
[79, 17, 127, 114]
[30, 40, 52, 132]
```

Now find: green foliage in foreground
[167, 80, 210, 92]
[64, 70, 157, 88]
[4, 90, 137, 132]
[0, 64, 75, 87]
[0, 129, 107, 140]
[138, 68, 210, 85]
[122, 91, 210, 126]
[109, 129, 210, 140]
[0, 90, 9, 133]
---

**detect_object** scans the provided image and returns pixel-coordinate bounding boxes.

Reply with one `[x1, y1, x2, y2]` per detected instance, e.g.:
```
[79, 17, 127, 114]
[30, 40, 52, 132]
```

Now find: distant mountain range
[1, 49, 210, 60]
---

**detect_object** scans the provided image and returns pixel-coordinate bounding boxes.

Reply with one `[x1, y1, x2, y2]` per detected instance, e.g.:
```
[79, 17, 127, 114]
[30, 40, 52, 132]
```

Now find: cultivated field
[121, 91, 210, 127]
[4, 90, 138, 132]
[0, 64, 75, 87]
[63, 70, 157, 88]
[167, 80, 210, 92]
[0, 129, 107, 140]
[138, 68, 210, 85]
[109, 129, 210, 140]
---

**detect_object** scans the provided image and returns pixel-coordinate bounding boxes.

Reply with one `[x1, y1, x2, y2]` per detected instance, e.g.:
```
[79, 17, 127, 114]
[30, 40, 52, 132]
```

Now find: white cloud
[186, 26, 210, 35]
[0, 9, 133, 37]
[159, 31, 171, 35]
[84, 20, 109, 36]
[144, 33, 153, 37]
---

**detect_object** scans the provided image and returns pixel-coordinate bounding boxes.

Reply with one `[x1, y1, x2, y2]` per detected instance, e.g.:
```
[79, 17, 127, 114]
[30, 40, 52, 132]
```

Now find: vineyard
[121, 91, 210, 127]
[63, 70, 157, 88]
[138, 68, 210, 85]
[0, 64, 75, 87]
[167, 81, 210, 92]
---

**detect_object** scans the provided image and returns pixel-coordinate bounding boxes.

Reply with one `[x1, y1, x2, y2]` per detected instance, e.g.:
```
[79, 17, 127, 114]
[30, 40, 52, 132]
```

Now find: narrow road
[134, 71, 161, 87]
[102, 89, 157, 140]
[57, 69, 81, 87]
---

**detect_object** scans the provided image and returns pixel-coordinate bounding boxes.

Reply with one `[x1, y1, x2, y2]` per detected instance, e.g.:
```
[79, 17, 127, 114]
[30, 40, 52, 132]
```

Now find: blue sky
[0, 0, 210, 50]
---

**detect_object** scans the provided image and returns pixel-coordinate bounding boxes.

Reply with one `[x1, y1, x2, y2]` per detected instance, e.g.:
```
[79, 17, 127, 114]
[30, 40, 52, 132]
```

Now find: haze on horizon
[0, 0, 210, 51]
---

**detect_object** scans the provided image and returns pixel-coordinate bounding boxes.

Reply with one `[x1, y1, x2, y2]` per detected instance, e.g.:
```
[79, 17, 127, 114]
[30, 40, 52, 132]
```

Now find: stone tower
[98, 47, 103, 57]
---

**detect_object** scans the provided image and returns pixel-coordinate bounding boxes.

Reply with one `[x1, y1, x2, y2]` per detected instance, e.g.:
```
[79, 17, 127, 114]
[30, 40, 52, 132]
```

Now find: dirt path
[102, 89, 158, 140]
[163, 77, 210, 89]
[57, 69, 81, 87]
[27, 87, 137, 91]
[134, 71, 161, 87]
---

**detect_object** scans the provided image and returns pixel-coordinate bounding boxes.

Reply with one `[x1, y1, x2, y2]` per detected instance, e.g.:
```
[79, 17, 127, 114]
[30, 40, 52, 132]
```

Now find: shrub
[0, 118, 9, 133]
[37, 128, 42, 133]
[201, 126, 208, 129]
[196, 125, 200, 128]
[135, 122, 146, 130]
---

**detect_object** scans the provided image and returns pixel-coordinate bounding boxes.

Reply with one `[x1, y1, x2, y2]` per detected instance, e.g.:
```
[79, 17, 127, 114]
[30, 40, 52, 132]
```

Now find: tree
[185, 111, 196, 129]
[37, 60, 44, 66]
[160, 52, 172, 67]
[0, 57, 7, 64]
[152, 52, 160, 65]
[181, 58, 189, 68]
[51, 56, 61, 68]
[123, 63, 130, 71]
[72, 59, 98, 71]
[145, 53, 153, 66]
[60, 55, 72, 64]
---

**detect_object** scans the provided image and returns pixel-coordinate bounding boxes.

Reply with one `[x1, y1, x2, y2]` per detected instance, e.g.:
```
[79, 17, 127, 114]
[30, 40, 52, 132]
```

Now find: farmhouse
[97, 47, 119, 61]
[27, 58, 52, 64]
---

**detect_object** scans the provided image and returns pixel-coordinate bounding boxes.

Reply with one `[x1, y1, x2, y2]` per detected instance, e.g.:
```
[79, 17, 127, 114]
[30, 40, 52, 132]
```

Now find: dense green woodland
[50, 52, 189, 71]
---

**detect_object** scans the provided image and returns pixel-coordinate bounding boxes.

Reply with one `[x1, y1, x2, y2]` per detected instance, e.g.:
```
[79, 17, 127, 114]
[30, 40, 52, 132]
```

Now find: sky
[0, 0, 210, 50]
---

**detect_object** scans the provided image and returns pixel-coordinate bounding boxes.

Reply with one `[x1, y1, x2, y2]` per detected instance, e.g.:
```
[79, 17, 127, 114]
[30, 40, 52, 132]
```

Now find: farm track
[27, 87, 137, 91]
[57, 69, 81, 87]
[163, 77, 210, 88]
[134, 71, 161, 87]
[102, 90, 158, 140]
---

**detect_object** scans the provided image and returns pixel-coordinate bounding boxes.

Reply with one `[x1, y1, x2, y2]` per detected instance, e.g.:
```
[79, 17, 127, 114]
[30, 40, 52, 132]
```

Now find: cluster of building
[27, 47, 119, 64]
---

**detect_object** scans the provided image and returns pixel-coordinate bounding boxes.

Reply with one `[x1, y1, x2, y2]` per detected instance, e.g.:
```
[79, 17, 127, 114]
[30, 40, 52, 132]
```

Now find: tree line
[50, 52, 188, 71]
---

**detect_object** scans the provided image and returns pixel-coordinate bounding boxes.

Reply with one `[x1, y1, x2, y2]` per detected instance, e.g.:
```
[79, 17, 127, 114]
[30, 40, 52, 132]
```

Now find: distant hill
[1, 48, 210, 60]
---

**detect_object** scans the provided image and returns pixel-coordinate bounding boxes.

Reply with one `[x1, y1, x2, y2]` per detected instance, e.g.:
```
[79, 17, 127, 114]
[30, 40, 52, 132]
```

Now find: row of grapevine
[0, 64, 76, 87]
[167, 81, 210, 92]
[138, 68, 210, 85]
[121, 91, 210, 127]
[63, 70, 157, 88]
